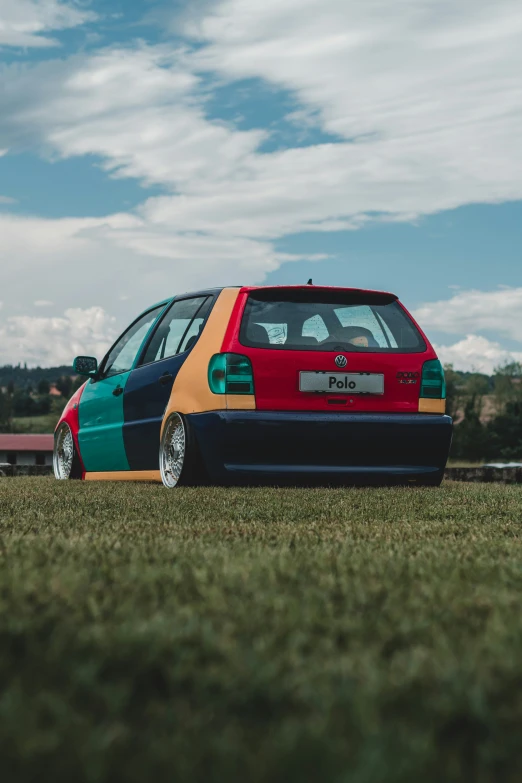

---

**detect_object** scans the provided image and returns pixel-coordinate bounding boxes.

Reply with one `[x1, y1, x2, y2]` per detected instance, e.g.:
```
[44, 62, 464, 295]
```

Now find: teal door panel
[76, 301, 170, 472]
[78, 373, 131, 472]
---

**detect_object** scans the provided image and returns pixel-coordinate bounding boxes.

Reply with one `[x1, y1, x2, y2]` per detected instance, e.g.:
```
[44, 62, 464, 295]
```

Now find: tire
[53, 422, 82, 480]
[159, 413, 201, 488]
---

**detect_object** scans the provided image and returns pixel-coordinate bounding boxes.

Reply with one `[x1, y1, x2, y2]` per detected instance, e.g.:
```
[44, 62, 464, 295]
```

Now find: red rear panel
[55, 381, 88, 475]
[222, 286, 437, 413]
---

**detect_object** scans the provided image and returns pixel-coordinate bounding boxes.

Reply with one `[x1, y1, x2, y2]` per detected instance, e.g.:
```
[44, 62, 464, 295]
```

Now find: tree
[450, 395, 489, 461]
[12, 391, 27, 417]
[12, 390, 52, 417]
[72, 375, 85, 393]
[12, 390, 35, 417]
[480, 363, 522, 461]
[464, 373, 490, 415]
[493, 362, 522, 412]
[34, 395, 51, 415]
[0, 389, 12, 431]
[37, 378, 51, 395]
[444, 364, 463, 420]
[486, 399, 522, 461]
[55, 375, 73, 398]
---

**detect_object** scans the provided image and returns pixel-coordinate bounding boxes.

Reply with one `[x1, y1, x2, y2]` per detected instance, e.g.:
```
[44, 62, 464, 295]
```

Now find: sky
[0, 0, 521, 373]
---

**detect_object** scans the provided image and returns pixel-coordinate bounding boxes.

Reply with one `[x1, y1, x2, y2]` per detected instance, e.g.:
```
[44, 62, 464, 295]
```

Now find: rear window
[239, 290, 426, 353]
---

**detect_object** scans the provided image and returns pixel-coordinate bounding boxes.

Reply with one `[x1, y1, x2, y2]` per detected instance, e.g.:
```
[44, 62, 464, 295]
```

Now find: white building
[0, 434, 54, 466]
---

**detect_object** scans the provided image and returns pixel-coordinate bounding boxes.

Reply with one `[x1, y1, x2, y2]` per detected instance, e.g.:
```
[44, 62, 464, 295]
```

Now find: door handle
[112, 385, 124, 397]
[159, 372, 173, 386]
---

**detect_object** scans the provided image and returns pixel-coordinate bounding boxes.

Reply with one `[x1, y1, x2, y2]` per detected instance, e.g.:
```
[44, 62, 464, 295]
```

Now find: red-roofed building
[0, 434, 54, 467]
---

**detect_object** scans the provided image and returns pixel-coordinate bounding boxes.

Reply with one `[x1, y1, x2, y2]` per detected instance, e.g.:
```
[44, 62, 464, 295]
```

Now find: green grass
[12, 412, 60, 433]
[1, 479, 522, 782]
[446, 459, 486, 467]
[12, 399, 66, 433]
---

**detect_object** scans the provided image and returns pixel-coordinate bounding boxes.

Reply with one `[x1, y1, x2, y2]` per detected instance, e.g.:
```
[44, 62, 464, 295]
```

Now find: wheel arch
[55, 381, 88, 478]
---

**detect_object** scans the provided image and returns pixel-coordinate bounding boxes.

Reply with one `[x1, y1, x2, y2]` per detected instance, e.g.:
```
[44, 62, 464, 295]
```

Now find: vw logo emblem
[335, 355, 347, 368]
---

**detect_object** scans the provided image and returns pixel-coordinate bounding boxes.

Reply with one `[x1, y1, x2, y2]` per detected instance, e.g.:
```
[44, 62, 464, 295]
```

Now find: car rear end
[189, 286, 452, 485]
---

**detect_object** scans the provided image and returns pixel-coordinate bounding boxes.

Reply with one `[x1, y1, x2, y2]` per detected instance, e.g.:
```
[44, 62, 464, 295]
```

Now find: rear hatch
[223, 286, 435, 413]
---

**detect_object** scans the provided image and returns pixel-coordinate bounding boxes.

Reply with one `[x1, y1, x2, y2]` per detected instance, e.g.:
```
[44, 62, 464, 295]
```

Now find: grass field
[1, 479, 522, 782]
[12, 413, 61, 433]
[12, 398, 66, 434]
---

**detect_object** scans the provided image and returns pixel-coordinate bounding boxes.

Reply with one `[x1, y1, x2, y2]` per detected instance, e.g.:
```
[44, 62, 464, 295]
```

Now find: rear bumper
[187, 411, 453, 484]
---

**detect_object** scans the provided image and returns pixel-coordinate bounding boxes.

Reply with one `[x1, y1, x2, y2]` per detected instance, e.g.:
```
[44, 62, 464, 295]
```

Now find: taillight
[420, 359, 446, 399]
[208, 354, 254, 395]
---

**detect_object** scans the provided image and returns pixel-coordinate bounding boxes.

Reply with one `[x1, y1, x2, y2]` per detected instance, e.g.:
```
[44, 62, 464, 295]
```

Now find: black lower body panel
[187, 411, 453, 486]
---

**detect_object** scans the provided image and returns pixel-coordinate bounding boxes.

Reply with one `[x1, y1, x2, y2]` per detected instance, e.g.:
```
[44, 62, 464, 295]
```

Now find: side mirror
[73, 356, 98, 377]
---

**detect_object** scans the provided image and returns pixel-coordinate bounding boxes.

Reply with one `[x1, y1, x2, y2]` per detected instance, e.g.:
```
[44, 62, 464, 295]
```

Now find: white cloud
[0, 211, 318, 363]
[0, 195, 16, 204]
[34, 300, 53, 307]
[0, 307, 117, 366]
[0, 0, 95, 48]
[189, 0, 522, 143]
[435, 335, 522, 375]
[182, 0, 522, 222]
[1, 3, 522, 364]
[3, 0, 522, 243]
[413, 287, 522, 342]
[1, 45, 264, 185]
[0, 43, 326, 344]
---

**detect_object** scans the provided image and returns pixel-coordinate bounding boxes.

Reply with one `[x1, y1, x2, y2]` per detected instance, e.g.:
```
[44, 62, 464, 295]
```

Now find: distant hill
[0, 365, 75, 390]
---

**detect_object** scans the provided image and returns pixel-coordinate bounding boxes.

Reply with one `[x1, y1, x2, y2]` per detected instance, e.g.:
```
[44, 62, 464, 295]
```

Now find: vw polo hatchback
[54, 285, 452, 486]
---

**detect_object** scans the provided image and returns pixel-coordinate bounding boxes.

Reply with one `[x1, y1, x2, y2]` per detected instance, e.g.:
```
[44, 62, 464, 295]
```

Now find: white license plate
[299, 372, 384, 394]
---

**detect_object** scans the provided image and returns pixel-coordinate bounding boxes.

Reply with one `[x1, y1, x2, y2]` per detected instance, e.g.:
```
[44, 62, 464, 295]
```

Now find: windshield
[240, 292, 426, 353]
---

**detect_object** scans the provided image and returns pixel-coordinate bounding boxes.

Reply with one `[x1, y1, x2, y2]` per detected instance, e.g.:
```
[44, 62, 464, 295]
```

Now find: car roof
[145, 287, 233, 312]
[240, 285, 398, 299]
[144, 284, 398, 316]
[174, 284, 397, 298]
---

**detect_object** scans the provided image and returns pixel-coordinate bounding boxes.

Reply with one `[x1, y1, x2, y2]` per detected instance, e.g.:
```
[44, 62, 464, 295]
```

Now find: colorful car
[53, 285, 452, 487]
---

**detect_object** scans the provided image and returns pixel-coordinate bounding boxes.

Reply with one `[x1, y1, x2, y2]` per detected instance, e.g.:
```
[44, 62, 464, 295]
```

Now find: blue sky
[1, 0, 521, 371]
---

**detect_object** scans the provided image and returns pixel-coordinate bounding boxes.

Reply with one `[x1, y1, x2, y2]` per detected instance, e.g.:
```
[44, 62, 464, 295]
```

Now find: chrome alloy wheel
[53, 422, 75, 480]
[160, 413, 186, 488]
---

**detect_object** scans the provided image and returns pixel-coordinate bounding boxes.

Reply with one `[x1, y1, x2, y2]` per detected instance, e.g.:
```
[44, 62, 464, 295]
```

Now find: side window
[102, 306, 164, 378]
[178, 298, 213, 353]
[140, 297, 210, 366]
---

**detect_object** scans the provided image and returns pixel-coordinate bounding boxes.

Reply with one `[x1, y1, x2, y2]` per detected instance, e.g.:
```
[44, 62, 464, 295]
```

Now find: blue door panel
[123, 354, 188, 470]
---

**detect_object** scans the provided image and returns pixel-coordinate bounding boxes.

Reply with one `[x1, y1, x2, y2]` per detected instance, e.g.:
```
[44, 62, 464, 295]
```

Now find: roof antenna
[307, 278, 313, 285]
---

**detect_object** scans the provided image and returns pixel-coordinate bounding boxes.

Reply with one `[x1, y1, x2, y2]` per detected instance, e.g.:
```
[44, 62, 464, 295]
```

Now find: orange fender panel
[162, 288, 255, 429]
